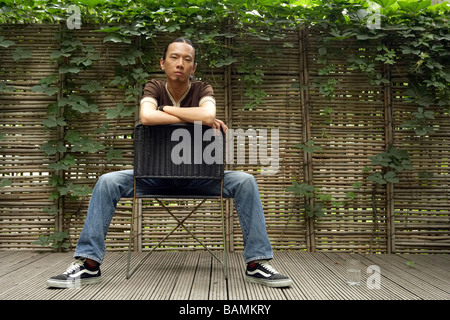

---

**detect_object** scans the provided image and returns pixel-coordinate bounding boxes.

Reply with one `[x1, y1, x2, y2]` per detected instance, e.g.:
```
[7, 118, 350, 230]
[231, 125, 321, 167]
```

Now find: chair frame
[126, 124, 228, 280]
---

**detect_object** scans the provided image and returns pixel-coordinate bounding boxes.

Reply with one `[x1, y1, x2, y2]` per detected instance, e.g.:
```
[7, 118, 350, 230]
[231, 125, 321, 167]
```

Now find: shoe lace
[63, 259, 85, 275]
[258, 260, 279, 274]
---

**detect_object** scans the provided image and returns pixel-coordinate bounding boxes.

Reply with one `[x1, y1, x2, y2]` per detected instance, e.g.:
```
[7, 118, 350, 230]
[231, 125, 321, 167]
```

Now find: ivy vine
[0, 0, 448, 243]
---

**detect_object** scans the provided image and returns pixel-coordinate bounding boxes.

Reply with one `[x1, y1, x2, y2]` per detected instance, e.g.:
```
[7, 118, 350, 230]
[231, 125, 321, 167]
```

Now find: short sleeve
[140, 80, 162, 107]
[198, 82, 215, 106]
[200, 82, 214, 98]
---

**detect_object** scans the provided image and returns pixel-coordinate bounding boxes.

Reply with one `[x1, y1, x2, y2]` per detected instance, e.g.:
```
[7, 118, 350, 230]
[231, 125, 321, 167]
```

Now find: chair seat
[136, 194, 221, 199]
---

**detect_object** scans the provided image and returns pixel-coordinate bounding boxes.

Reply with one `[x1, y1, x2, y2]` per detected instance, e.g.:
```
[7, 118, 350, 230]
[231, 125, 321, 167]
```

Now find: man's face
[161, 42, 196, 83]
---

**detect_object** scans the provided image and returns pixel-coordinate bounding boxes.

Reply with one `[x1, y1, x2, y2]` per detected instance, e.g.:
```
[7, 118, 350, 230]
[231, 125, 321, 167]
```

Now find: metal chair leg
[126, 179, 138, 279]
[126, 180, 228, 280]
[127, 198, 213, 279]
[220, 179, 228, 280]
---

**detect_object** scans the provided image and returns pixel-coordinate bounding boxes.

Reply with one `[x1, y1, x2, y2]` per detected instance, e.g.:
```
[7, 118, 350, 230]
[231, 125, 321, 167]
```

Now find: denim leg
[74, 169, 273, 265]
[74, 170, 135, 264]
[222, 171, 273, 263]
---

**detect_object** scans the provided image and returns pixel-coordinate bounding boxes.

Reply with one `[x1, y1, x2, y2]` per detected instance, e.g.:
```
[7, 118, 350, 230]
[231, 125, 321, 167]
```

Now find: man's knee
[227, 171, 258, 189]
[95, 170, 133, 191]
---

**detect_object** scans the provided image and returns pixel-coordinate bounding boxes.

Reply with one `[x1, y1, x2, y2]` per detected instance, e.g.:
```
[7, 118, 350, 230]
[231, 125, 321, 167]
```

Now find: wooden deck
[0, 250, 449, 301]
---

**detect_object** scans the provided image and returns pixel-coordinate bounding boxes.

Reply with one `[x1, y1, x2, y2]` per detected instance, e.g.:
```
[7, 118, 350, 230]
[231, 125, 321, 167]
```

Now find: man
[47, 38, 292, 289]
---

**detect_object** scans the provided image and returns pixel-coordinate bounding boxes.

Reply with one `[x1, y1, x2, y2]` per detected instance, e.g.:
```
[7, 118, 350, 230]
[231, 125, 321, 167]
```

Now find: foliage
[366, 145, 414, 184]
[32, 231, 70, 249]
[0, 0, 448, 232]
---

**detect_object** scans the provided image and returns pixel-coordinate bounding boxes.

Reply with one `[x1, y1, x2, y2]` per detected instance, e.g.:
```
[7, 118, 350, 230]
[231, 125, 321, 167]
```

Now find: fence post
[224, 34, 234, 252]
[299, 27, 315, 252]
[55, 22, 65, 252]
[383, 63, 395, 253]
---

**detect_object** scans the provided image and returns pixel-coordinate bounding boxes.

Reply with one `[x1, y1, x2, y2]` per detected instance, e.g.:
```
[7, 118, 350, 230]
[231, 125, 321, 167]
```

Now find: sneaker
[245, 260, 293, 288]
[47, 259, 101, 288]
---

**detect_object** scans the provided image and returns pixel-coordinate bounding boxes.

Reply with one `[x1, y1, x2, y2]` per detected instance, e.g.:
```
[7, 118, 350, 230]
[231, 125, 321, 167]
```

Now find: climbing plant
[0, 0, 448, 243]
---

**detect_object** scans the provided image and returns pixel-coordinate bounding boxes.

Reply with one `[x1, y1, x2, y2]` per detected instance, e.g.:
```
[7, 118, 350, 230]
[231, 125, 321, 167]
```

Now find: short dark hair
[162, 38, 196, 64]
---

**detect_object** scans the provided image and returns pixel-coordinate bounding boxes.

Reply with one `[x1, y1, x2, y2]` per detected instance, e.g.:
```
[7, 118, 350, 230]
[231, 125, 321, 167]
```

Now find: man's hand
[210, 118, 228, 135]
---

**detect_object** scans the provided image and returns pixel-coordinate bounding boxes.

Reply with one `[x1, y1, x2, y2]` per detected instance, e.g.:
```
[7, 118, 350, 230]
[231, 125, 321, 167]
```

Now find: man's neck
[166, 80, 190, 103]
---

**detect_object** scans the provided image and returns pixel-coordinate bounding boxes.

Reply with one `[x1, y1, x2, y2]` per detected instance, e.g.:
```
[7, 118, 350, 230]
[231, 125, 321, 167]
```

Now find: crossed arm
[140, 100, 228, 132]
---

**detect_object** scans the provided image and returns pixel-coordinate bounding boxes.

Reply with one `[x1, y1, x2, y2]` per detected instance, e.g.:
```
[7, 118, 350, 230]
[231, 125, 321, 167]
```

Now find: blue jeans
[74, 170, 273, 264]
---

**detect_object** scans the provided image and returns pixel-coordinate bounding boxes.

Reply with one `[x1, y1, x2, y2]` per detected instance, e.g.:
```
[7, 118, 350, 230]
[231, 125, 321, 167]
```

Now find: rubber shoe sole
[245, 274, 293, 288]
[47, 276, 102, 289]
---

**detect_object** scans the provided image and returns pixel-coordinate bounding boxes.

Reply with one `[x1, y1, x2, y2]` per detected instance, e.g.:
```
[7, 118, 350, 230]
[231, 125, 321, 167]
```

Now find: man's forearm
[163, 104, 215, 126]
[140, 100, 216, 126]
[140, 107, 186, 125]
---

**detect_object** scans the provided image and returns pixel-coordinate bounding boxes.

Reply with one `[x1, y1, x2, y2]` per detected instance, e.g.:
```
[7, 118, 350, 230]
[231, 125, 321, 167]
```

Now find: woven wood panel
[306, 30, 388, 253]
[391, 65, 450, 253]
[60, 26, 135, 251]
[1, 25, 448, 254]
[228, 33, 307, 251]
[0, 25, 60, 250]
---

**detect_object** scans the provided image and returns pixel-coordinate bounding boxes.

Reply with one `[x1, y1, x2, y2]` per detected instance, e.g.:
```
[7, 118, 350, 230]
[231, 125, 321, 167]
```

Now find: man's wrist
[157, 105, 165, 112]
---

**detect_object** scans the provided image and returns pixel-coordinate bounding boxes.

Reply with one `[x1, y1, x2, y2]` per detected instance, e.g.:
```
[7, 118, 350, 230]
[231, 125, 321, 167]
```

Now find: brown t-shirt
[140, 79, 215, 108]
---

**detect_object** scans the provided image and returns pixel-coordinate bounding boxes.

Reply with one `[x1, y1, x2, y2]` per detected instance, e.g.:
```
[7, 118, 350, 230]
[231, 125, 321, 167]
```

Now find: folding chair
[126, 123, 228, 280]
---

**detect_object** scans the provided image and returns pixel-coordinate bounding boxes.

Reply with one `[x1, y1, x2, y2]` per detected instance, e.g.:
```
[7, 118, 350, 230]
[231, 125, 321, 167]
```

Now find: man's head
[162, 38, 196, 64]
[161, 38, 197, 83]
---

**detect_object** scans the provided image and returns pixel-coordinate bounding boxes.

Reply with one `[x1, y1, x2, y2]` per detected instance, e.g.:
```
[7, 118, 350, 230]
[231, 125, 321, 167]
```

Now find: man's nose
[176, 58, 184, 68]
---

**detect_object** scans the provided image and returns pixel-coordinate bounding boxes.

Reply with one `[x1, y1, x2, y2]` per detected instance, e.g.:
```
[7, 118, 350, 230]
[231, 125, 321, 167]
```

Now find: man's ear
[160, 58, 165, 70]
[191, 63, 197, 75]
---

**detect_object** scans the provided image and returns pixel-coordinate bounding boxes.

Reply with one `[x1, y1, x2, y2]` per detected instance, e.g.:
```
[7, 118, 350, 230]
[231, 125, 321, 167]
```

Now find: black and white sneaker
[47, 259, 101, 289]
[245, 260, 293, 288]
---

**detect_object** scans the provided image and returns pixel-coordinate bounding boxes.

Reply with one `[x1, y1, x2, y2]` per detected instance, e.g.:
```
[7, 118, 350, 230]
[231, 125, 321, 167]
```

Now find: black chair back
[133, 123, 225, 197]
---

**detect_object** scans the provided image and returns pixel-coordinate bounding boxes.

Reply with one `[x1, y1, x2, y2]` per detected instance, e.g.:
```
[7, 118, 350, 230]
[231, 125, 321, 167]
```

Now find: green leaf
[49, 174, 64, 187]
[372, 0, 397, 9]
[369, 153, 390, 167]
[39, 75, 58, 86]
[12, 47, 32, 61]
[71, 184, 93, 197]
[81, 80, 103, 93]
[368, 172, 386, 184]
[106, 102, 135, 119]
[48, 231, 70, 249]
[64, 130, 81, 144]
[94, 122, 111, 134]
[49, 50, 71, 60]
[59, 65, 81, 74]
[0, 178, 12, 188]
[41, 141, 67, 156]
[31, 84, 59, 96]
[345, 191, 356, 200]
[398, 0, 431, 13]
[48, 155, 76, 171]
[296, 140, 322, 153]
[0, 36, 15, 48]
[353, 182, 362, 189]
[42, 205, 58, 216]
[286, 181, 315, 198]
[0, 81, 14, 92]
[71, 137, 105, 153]
[48, 162, 69, 171]
[32, 236, 50, 247]
[384, 171, 399, 183]
[106, 147, 123, 161]
[61, 95, 98, 113]
[305, 203, 324, 218]
[103, 34, 131, 44]
[42, 115, 67, 128]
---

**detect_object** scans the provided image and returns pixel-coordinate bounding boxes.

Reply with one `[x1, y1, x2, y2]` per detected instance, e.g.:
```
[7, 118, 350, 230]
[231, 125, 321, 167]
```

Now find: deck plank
[360, 253, 449, 300]
[0, 251, 448, 300]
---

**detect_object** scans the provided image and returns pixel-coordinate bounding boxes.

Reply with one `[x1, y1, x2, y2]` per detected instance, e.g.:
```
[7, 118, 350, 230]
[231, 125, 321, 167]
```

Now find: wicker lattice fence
[1, 24, 448, 254]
